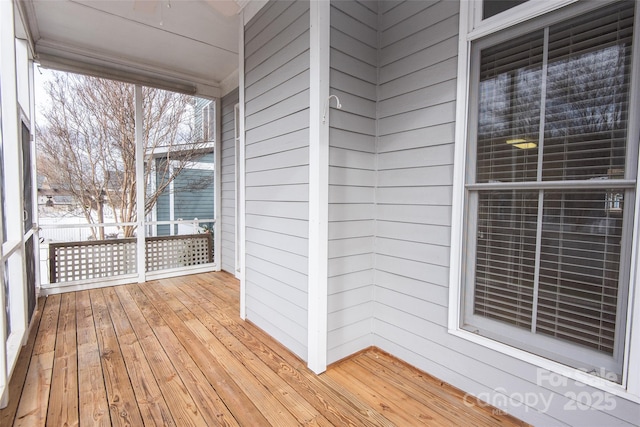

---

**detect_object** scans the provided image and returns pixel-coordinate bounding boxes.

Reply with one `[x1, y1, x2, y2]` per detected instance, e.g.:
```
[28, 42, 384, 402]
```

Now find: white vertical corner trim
[234, 103, 241, 280]
[214, 97, 222, 272]
[134, 85, 146, 283]
[238, 12, 247, 320]
[308, 0, 329, 374]
[447, 0, 472, 332]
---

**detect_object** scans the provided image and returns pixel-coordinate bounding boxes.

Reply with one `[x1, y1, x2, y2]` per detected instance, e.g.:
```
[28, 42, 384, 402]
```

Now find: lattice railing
[49, 238, 136, 283]
[49, 233, 213, 283]
[145, 234, 213, 272]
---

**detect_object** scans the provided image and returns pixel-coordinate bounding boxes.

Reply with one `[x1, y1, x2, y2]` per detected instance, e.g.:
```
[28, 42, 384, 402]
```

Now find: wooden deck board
[0, 298, 44, 427]
[113, 286, 209, 427]
[75, 290, 110, 427]
[161, 278, 332, 427]
[102, 287, 174, 426]
[14, 295, 60, 427]
[143, 281, 320, 426]
[89, 289, 144, 427]
[46, 292, 79, 427]
[0, 271, 529, 427]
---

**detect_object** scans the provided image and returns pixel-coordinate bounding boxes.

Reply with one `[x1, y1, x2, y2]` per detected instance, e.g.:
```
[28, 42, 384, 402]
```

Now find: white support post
[234, 103, 241, 280]
[238, 11, 247, 320]
[134, 85, 146, 283]
[214, 97, 222, 271]
[307, 0, 330, 374]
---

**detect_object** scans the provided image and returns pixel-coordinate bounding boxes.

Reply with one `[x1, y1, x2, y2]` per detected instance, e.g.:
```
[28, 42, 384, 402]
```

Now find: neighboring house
[36, 175, 76, 214]
[195, 97, 216, 143]
[153, 97, 215, 236]
[154, 151, 215, 236]
[2, 1, 639, 425]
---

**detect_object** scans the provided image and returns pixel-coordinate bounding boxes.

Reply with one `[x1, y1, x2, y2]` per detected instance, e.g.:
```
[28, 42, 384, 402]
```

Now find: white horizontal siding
[244, 0, 310, 362]
[374, 1, 640, 425]
[326, 0, 377, 364]
[238, 2, 640, 424]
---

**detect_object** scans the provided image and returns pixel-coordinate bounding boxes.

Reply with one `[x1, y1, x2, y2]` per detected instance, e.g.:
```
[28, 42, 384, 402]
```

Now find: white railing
[48, 233, 213, 283]
[39, 218, 215, 285]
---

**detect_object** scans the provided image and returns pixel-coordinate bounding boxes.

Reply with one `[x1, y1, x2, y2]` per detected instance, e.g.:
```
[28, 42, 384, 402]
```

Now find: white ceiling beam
[35, 39, 225, 97]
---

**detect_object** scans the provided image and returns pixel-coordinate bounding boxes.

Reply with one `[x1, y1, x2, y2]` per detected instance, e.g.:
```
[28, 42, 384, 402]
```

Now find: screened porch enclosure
[4, 0, 640, 424]
[37, 76, 220, 292]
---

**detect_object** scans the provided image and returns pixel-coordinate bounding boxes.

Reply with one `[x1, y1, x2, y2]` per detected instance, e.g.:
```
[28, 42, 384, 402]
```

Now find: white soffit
[23, 0, 241, 97]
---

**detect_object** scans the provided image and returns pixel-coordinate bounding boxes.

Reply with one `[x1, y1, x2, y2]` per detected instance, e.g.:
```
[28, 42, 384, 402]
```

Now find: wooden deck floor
[0, 272, 527, 426]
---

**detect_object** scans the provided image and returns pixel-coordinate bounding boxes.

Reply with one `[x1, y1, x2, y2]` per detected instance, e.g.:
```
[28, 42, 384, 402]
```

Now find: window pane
[476, 31, 543, 183]
[467, 1, 635, 378]
[483, 0, 529, 20]
[543, 2, 634, 181]
[538, 190, 624, 354]
[475, 191, 538, 328]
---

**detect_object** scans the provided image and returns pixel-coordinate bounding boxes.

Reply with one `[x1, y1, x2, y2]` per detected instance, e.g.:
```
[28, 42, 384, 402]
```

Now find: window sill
[448, 327, 640, 404]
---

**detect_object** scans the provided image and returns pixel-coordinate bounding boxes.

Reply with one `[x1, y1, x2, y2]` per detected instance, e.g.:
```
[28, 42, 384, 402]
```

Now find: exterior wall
[237, 1, 640, 424]
[374, 0, 457, 364]
[326, 0, 377, 364]
[373, 1, 640, 425]
[243, 0, 311, 360]
[220, 88, 239, 274]
[155, 152, 215, 236]
[173, 154, 214, 223]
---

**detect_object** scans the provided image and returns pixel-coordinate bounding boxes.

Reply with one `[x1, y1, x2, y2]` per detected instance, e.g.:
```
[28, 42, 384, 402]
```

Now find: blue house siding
[154, 152, 214, 236]
[244, 0, 311, 361]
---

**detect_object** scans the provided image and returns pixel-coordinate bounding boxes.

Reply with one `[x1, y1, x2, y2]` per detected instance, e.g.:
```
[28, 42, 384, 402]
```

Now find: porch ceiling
[18, 0, 241, 97]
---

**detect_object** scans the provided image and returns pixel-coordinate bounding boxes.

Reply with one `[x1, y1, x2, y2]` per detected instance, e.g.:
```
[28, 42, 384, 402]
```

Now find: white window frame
[448, 0, 640, 401]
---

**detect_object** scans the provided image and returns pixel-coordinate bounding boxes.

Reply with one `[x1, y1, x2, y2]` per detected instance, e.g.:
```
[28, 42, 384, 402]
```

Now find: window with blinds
[483, 0, 529, 20]
[464, 0, 635, 382]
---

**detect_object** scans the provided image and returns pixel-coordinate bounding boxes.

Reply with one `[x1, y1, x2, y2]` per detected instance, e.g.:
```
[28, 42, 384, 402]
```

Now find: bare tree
[37, 71, 213, 239]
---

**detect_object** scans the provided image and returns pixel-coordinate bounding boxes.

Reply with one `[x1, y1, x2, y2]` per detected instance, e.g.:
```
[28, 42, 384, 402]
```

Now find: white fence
[39, 217, 121, 242]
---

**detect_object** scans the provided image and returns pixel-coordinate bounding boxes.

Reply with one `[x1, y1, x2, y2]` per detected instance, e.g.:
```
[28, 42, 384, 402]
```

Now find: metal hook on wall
[322, 94, 342, 124]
